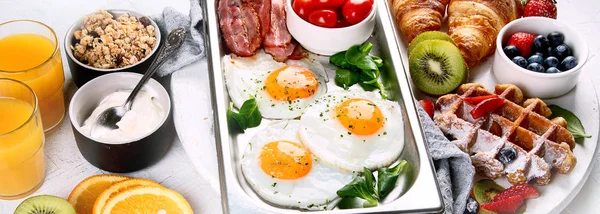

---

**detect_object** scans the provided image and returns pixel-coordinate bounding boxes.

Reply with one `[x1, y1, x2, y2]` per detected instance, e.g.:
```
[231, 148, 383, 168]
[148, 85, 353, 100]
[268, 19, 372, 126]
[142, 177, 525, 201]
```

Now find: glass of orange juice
[0, 78, 45, 199]
[0, 20, 65, 132]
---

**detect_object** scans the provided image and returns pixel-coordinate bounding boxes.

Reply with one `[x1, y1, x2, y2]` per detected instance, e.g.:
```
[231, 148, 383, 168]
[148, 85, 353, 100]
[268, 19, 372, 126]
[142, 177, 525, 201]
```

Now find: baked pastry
[390, 0, 450, 43]
[447, 0, 522, 68]
[435, 83, 576, 185]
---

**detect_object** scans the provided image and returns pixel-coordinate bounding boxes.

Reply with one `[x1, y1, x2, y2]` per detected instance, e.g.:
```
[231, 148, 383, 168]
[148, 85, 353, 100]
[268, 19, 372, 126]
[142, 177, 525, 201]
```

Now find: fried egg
[299, 90, 404, 172]
[241, 120, 355, 210]
[223, 50, 327, 119]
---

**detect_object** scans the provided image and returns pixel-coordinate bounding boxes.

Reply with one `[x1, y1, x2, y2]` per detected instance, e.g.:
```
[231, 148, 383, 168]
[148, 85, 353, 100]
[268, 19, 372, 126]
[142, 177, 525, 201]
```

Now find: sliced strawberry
[481, 195, 525, 213]
[524, 0, 557, 19]
[462, 95, 499, 104]
[507, 32, 537, 57]
[494, 183, 540, 202]
[419, 99, 435, 118]
[470, 97, 505, 119]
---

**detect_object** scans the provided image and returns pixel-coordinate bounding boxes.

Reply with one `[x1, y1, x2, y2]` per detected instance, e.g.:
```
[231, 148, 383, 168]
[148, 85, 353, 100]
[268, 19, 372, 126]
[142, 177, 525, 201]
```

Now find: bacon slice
[263, 0, 296, 61]
[218, 0, 262, 56]
[287, 42, 308, 60]
[265, 41, 296, 61]
[248, 0, 271, 38]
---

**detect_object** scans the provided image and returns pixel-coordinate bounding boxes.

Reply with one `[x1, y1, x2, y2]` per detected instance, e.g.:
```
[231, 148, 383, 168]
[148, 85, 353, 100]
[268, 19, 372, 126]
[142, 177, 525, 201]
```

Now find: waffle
[434, 83, 576, 186]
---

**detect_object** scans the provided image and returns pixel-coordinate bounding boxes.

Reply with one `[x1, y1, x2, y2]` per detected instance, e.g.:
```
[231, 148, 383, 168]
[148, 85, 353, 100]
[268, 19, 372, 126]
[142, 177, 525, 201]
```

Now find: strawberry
[481, 195, 525, 213]
[524, 0, 557, 19]
[419, 99, 435, 118]
[493, 183, 540, 201]
[507, 32, 537, 57]
[462, 95, 499, 104]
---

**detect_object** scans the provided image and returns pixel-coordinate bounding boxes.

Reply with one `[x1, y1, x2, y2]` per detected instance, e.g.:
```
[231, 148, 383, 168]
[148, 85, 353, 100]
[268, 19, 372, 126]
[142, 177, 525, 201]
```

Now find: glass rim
[0, 78, 39, 137]
[0, 19, 59, 74]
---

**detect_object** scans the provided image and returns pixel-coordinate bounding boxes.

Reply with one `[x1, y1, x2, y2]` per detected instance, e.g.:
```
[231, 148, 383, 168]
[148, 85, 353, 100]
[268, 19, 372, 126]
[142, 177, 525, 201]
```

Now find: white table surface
[0, 0, 599, 213]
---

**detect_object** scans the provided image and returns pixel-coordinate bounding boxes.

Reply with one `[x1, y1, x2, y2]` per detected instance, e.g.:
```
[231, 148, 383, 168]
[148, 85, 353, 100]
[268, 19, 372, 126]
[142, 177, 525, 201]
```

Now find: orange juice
[0, 30, 66, 132]
[0, 97, 45, 198]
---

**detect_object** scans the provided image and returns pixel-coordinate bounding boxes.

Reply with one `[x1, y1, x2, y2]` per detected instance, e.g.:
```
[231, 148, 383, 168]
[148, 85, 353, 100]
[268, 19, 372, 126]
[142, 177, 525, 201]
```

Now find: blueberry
[533, 35, 550, 53]
[465, 197, 478, 214]
[533, 52, 545, 58]
[551, 44, 572, 60]
[544, 56, 559, 68]
[498, 147, 517, 165]
[546, 67, 561, 73]
[547, 31, 565, 47]
[561, 56, 578, 71]
[503, 45, 521, 59]
[512, 56, 528, 68]
[527, 63, 546, 73]
[527, 54, 544, 65]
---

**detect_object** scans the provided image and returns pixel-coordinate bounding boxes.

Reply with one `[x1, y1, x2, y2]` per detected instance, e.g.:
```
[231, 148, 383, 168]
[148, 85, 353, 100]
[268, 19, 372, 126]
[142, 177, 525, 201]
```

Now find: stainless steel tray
[203, 0, 443, 213]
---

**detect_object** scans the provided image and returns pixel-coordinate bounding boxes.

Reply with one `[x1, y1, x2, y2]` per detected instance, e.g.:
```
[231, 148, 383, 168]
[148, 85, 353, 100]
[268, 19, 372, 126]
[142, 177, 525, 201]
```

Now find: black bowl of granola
[65, 9, 161, 87]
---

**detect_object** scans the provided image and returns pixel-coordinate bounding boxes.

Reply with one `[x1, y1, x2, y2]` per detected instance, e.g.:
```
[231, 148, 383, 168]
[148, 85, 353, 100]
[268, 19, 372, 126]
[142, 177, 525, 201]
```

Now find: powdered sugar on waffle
[434, 83, 577, 186]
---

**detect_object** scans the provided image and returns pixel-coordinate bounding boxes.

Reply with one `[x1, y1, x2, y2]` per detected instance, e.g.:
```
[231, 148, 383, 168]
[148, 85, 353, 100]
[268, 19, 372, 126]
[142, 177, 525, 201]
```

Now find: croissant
[448, 0, 522, 68]
[390, 0, 450, 43]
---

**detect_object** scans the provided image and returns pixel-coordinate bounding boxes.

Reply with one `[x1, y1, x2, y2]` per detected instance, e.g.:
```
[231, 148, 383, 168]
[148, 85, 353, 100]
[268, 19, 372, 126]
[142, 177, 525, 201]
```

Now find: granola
[71, 10, 157, 69]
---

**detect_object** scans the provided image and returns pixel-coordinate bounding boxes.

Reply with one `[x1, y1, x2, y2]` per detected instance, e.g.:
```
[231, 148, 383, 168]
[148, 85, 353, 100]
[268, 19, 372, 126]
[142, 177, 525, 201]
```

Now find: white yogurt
[80, 90, 165, 144]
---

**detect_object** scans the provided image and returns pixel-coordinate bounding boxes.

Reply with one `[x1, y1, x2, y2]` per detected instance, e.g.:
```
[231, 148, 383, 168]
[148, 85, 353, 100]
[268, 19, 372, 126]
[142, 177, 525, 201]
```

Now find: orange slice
[68, 174, 129, 214]
[92, 178, 162, 214]
[101, 186, 193, 214]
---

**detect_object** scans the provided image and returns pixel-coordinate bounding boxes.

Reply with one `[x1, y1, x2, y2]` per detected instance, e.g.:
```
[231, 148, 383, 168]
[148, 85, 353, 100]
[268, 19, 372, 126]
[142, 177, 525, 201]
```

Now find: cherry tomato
[308, 9, 338, 28]
[293, 0, 317, 21]
[314, 0, 346, 8]
[336, 18, 351, 28]
[342, 0, 374, 25]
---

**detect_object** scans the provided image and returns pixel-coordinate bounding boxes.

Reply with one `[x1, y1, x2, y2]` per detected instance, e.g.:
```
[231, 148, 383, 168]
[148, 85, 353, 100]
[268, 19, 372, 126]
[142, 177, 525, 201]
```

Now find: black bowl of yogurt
[69, 72, 173, 172]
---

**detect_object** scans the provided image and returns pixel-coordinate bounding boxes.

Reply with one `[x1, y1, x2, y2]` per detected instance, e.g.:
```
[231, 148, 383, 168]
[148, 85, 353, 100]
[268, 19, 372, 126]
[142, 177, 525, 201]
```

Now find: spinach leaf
[355, 57, 378, 71]
[378, 160, 408, 200]
[227, 99, 262, 131]
[363, 167, 378, 200]
[345, 42, 373, 65]
[336, 173, 379, 206]
[239, 98, 262, 128]
[329, 51, 359, 71]
[335, 68, 360, 89]
[359, 70, 387, 99]
[227, 103, 246, 132]
[371, 56, 384, 68]
[549, 104, 591, 139]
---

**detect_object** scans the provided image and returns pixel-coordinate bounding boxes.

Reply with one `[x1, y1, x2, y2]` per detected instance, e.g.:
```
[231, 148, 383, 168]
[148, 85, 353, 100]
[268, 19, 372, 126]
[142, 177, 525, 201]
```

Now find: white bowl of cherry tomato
[287, 0, 376, 55]
[493, 17, 589, 98]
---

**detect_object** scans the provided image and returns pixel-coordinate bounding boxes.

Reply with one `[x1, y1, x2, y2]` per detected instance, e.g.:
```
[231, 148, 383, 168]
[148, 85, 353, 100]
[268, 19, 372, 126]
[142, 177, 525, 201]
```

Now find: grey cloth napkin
[417, 106, 475, 214]
[151, 0, 205, 77]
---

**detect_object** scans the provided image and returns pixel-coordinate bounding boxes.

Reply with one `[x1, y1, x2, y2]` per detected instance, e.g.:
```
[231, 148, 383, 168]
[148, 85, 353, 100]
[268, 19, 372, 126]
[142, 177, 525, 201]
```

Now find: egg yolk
[265, 65, 318, 101]
[335, 98, 384, 136]
[259, 141, 313, 180]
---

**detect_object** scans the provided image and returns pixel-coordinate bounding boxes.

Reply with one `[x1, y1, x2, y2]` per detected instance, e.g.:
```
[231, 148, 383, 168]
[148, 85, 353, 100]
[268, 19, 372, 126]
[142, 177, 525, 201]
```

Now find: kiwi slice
[14, 195, 75, 214]
[409, 40, 467, 95]
[408, 31, 456, 56]
[472, 179, 505, 205]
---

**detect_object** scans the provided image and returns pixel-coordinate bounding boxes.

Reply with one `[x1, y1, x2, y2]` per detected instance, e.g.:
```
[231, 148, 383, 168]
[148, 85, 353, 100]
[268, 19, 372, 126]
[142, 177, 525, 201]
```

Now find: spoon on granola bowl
[90, 27, 186, 137]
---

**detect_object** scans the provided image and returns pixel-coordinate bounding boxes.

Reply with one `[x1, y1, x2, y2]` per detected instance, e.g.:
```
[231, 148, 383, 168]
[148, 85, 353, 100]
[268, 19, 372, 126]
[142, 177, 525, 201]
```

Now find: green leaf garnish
[329, 42, 387, 99]
[336, 161, 409, 208]
[549, 104, 591, 139]
[330, 51, 359, 71]
[377, 160, 408, 200]
[335, 68, 360, 90]
[371, 56, 384, 68]
[345, 43, 372, 65]
[336, 175, 379, 206]
[227, 98, 262, 131]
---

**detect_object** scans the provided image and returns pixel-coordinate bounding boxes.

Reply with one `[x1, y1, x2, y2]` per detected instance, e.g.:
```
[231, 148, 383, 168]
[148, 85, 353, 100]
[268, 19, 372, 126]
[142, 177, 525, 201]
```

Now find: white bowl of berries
[493, 17, 588, 98]
[286, 0, 376, 55]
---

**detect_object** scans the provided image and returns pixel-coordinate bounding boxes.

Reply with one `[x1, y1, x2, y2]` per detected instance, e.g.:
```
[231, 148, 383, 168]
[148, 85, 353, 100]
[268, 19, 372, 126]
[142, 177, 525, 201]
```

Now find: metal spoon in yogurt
[90, 27, 186, 137]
